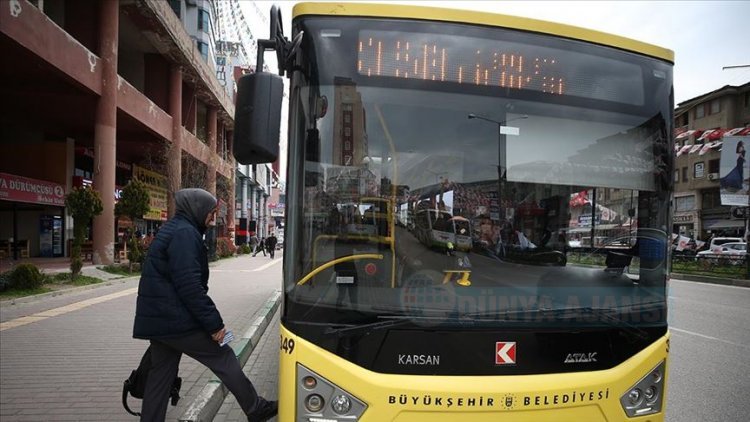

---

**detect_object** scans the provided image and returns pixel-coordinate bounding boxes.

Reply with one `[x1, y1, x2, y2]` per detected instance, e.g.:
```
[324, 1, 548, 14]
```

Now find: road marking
[0, 288, 137, 332]
[253, 259, 282, 272]
[670, 327, 750, 349]
[212, 259, 282, 273]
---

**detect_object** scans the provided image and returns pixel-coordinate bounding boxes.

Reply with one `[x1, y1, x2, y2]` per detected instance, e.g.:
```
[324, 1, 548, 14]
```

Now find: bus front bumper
[278, 324, 669, 422]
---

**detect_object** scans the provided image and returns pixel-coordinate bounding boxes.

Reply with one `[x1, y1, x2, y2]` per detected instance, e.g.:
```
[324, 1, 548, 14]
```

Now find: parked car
[707, 237, 743, 253]
[696, 242, 747, 264]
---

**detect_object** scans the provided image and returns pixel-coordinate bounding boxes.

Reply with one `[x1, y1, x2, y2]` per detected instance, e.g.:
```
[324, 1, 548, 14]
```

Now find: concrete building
[673, 82, 750, 240]
[0, 0, 237, 264]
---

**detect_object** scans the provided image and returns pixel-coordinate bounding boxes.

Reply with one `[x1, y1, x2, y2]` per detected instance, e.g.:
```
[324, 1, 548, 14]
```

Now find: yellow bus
[234, 3, 674, 421]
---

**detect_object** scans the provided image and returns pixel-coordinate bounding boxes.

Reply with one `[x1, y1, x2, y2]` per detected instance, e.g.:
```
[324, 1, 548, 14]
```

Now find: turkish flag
[569, 190, 590, 208]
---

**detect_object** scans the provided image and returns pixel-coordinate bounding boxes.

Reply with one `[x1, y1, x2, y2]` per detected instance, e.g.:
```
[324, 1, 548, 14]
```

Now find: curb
[671, 272, 750, 288]
[179, 290, 282, 422]
[0, 276, 140, 306]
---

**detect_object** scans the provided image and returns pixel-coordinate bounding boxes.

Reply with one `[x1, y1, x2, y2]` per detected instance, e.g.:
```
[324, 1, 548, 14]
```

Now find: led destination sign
[357, 30, 645, 105]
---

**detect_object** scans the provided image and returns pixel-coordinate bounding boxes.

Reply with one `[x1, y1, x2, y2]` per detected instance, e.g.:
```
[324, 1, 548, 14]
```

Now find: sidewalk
[0, 253, 282, 421]
[213, 315, 280, 422]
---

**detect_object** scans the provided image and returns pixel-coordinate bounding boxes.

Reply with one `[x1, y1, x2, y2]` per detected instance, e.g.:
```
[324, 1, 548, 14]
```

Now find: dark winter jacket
[133, 190, 223, 339]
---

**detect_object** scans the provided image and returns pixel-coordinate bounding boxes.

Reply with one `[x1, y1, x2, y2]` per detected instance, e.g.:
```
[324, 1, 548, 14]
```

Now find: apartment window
[701, 190, 721, 209]
[745, 92, 750, 108]
[674, 170, 680, 183]
[710, 99, 720, 114]
[169, 0, 181, 18]
[675, 196, 695, 212]
[198, 9, 210, 33]
[682, 167, 688, 182]
[694, 162, 705, 178]
[197, 41, 209, 61]
[695, 103, 705, 119]
[708, 159, 720, 174]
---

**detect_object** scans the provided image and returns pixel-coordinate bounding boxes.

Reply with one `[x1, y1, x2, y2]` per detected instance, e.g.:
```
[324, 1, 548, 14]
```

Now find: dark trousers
[140, 331, 262, 421]
[253, 245, 265, 256]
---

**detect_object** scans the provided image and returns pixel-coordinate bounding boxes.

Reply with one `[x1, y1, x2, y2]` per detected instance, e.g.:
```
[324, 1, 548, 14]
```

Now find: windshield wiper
[323, 315, 445, 337]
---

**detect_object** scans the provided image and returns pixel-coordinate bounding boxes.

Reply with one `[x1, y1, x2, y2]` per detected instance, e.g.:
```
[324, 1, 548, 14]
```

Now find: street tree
[65, 186, 103, 278]
[115, 179, 151, 271]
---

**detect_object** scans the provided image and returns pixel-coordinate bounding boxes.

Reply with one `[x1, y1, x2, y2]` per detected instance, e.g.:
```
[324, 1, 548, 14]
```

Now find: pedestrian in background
[253, 236, 266, 257]
[249, 234, 259, 253]
[133, 188, 277, 422]
[266, 233, 278, 259]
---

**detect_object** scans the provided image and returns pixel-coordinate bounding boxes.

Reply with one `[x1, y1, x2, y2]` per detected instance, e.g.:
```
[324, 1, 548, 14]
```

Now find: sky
[240, 0, 750, 179]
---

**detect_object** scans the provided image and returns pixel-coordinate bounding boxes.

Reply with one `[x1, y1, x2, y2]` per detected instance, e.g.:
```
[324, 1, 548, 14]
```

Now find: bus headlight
[331, 394, 352, 414]
[297, 364, 367, 420]
[305, 394, 324, 412]
[620, 361, 665, 417]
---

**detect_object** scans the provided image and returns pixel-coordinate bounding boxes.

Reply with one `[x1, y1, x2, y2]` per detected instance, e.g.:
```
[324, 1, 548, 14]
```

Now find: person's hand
[211, 328, 226, 343]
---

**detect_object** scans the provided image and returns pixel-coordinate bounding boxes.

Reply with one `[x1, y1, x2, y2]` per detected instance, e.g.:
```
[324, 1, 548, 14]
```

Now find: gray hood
[175, 188, 217, 234]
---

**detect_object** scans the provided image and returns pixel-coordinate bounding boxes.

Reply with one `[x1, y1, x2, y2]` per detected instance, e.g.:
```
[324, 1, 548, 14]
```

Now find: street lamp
[467, 113, 528, 221]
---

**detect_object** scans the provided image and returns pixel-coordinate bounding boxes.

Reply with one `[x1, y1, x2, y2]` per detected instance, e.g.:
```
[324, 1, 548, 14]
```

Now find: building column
[262, 194, 268, 237]
[168, 66, 182, 217]
[228, 159, 236, 238]
[256, 188, 262, 236]
[241, 175, 248, 218]
[92, 0, 119, 265]
[65, 138, 75, 257]
[207, 108, 218, 196]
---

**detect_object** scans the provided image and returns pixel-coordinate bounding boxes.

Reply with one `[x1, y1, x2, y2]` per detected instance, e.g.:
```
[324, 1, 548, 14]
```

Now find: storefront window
[674, 195, 695, 212]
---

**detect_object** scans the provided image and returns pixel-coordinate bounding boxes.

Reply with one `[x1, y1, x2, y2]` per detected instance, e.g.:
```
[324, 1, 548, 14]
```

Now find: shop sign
[577, 214, 601, 226]
[73, 176, 123, 201]
[673, 214, 693, 223]
[0, 172, 66, 206]
[132, 165, 168, 221]
[76, 147, 132, 170]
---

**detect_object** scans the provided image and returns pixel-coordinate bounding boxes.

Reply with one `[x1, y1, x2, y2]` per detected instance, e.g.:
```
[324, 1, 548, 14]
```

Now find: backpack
[122, 345, 183, 417]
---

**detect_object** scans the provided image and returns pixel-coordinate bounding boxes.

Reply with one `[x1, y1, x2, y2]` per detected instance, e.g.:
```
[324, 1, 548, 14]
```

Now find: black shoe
[247, 399, 278, 422]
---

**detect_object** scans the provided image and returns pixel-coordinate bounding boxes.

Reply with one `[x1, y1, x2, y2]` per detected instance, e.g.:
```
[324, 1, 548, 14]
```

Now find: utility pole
[467, 113, 528, 222]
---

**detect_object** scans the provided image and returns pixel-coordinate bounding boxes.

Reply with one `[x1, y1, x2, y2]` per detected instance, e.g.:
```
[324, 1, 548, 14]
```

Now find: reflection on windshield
[288, 78, 670, 327]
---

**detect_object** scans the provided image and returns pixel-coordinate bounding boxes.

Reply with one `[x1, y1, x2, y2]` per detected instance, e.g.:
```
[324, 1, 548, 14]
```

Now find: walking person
[266, 233, 278, 259]
[133, 188, 277, 422]
[248, 234, 259, 254]
[253, 236, 266, 257]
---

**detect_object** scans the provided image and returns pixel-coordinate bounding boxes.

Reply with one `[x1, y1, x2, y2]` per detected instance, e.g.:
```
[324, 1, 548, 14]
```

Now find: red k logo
[495, 342, 517, 365]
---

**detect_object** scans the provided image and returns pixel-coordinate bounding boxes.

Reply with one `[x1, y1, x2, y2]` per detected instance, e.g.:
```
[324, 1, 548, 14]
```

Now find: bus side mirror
[233, 72, 283, 164]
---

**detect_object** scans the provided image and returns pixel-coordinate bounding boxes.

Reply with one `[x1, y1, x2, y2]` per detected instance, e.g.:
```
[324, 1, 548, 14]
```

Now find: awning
[703, 219, 745, 230]
[689, 144, 703, 154]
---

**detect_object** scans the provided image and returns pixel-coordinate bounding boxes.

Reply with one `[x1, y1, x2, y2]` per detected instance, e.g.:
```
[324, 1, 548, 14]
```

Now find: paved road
[666, 279, 750, 422]
[2, 259, 747, 421]
[220, 277, 750, 422]
[0, 253, 283, 421]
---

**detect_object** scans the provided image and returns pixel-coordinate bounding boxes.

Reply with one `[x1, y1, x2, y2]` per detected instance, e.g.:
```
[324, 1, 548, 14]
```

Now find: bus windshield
[285, 17, 672, 330]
